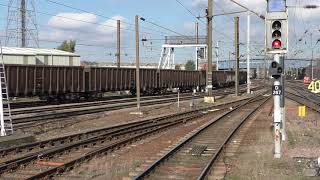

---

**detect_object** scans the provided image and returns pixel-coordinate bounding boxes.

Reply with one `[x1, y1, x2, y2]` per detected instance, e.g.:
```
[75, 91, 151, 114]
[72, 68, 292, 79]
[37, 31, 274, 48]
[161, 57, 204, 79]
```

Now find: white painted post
[247, 12, 251, 94]
[282, 107, 286, 141]
[274, 54, 281, 158]
[192, 88, 196, 107]
[0, 43, 5, 136]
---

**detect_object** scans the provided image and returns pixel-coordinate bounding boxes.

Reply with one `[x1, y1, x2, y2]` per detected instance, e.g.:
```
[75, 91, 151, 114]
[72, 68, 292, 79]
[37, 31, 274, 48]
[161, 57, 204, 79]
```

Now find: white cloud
[43, 14, 129, 44]
[39, 29, 78, 42]
[48, 13, 98, 29]
[97, 15, 127, 34]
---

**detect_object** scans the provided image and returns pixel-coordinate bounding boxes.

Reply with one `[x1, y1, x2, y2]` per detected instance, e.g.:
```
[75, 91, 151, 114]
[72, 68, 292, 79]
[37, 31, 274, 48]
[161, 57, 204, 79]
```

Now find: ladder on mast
[0, 44, 13, 136]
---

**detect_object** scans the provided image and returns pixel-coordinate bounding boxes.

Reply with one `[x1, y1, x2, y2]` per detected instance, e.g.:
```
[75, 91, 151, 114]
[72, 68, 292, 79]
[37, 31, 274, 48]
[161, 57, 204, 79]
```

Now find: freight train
[4, 64, 247, 100]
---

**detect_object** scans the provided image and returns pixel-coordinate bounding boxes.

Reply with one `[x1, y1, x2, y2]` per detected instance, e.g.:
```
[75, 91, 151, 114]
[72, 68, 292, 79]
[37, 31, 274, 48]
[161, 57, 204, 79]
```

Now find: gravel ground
[56, 105, 229, 180]
[29, 94, 247, 141]
[225, 98, 320, 180]
[7, 86, 261, 179]
[29, 98, 204, 141]
[52, 94, 250, 180]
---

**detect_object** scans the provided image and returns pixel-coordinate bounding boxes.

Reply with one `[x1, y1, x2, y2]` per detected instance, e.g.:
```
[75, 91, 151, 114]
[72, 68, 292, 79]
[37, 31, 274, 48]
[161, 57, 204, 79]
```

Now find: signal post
[265, 0, 288, 158]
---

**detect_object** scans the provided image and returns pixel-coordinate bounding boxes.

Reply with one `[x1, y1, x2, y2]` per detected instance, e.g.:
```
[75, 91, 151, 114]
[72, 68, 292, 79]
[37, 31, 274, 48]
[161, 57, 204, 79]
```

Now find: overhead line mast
[207, 0, 214, 98]
[5, 0, 39, 47]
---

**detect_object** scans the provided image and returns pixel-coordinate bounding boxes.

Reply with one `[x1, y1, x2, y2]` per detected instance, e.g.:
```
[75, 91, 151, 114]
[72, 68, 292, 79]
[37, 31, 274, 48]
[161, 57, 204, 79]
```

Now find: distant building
[0, 47, 80, 66]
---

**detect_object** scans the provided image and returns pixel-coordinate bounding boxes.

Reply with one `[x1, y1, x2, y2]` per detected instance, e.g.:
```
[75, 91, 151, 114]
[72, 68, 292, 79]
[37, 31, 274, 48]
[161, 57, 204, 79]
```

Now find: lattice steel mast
[5, 0, 39, 47]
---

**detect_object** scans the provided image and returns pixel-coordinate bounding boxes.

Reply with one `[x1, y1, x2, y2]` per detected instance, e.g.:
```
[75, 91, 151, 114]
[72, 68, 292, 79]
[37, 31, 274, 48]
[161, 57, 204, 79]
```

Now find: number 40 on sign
[308, 80, 320, 93]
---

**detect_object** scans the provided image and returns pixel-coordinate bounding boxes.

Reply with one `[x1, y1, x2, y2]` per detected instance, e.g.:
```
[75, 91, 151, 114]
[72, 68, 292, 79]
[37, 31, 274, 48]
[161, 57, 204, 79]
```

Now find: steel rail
[13, 86, 263, 127]
[1, 95, 262, 160]
[285, 91, 320, 113]
[286, 83, 320, 106]
[0, 95, 267, 178]
[11, 84, 255, 115]
[134, 94, 270, 180]
[12, 84, 250, 112]
[0, 114, 201, 175]
[12, 95, 202, 124]
[197, 96, 270, 179]
[4, 112, 208, 179]
[11, 93, 197, 114]
[25, 95, 269, 179]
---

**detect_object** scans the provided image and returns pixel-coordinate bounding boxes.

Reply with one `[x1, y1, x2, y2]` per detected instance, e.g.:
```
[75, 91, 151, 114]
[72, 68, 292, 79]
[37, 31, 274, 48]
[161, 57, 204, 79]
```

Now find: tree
[57, 40, 76, 53]
[175, 64, 181, 70]
[185, 60, 195, 71]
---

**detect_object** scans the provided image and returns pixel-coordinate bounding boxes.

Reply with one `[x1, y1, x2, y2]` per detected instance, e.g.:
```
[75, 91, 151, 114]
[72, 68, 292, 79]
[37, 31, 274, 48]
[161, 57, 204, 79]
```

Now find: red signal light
[272, 39, 281, 49]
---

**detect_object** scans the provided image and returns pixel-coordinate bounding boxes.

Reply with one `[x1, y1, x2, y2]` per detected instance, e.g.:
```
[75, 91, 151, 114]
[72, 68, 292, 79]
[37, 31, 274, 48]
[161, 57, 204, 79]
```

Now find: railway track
[284, 81, 320, 116]
[134, 94, 270, 180]
[11, 93, 197, 115]
[11, 84, 251, 115]
[0, 92, 267, 179]
[10, 94, 135, 109]
[12, 86, 263, 128]
[12, 94, 203, 128]
[286, 82, 320, 105]
[286, 81, 320, 106]
[285, 91, 320, 113]
[11, 84, 251, 109]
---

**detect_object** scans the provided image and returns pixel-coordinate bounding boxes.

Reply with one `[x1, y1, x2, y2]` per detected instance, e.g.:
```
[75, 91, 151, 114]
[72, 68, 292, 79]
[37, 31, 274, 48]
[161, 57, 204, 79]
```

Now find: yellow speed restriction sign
[308, 80, 320, 94]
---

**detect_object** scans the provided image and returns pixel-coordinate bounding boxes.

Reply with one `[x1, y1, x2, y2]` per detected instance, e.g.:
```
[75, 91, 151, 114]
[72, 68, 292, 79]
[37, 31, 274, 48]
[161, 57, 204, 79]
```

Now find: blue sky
[0, 0, 319, 68]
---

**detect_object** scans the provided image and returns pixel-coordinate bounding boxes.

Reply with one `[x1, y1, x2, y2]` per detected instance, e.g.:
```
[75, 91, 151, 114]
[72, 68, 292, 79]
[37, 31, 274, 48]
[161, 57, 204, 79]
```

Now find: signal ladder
[0, 45, 13, 136]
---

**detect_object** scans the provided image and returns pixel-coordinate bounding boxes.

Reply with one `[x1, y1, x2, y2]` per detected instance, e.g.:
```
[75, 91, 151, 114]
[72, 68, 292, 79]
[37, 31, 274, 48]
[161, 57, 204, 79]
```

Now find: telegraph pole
[247, 12, 251, 94]
[135, 15, 141, 113]
[196, 22, 199, 70]
[228, 51, 231, 70]
[117, 20, 121, 68]
[264, 50, 267, 82]
[216, 41, 220, 70]
[206, 0, 214, 102]
[234, 17, 240, 96]
[311, 32, 314, 80]
[196, 22, 199, 44]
